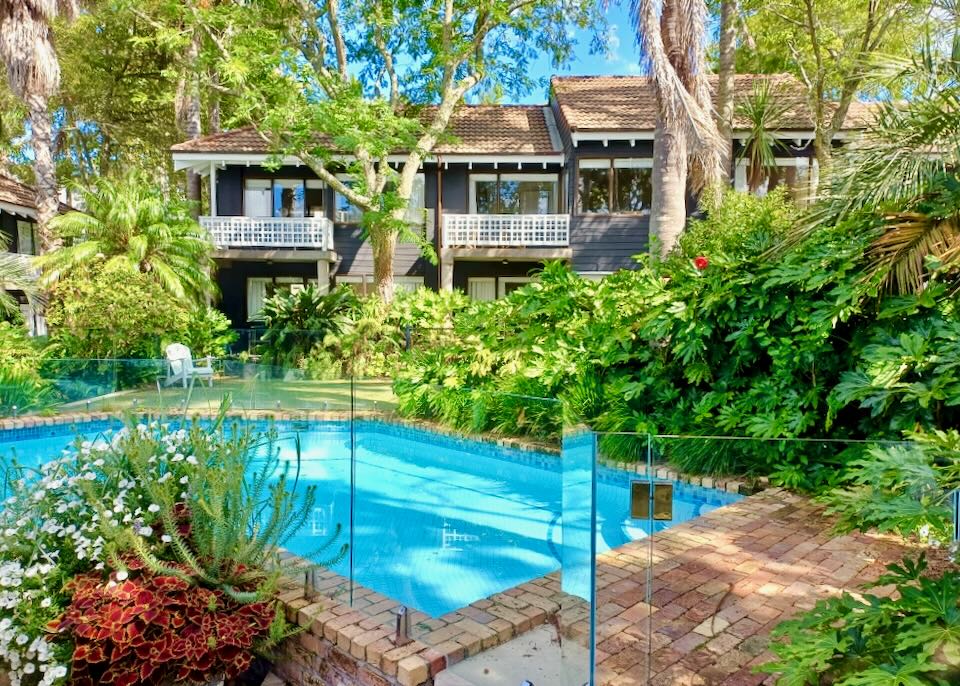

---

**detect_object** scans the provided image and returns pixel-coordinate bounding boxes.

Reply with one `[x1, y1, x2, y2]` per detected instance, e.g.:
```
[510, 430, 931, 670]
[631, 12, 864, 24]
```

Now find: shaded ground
[54, 377, 397, 415]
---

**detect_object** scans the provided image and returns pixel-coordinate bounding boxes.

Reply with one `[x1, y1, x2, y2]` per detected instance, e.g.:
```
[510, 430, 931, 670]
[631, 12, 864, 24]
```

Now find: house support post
[440, 250, 454, 292]
[316, 260, 331, 294]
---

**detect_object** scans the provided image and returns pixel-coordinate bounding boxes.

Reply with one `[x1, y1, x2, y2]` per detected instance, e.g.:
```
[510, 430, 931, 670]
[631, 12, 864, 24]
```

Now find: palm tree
[798, 29, 960, 294]
[0, 0, 78, 253]
[0, 231, 40, 317]
[630, 0, 725, 256]
[736, 81, 789, 192]
[37, 175, 216, 305]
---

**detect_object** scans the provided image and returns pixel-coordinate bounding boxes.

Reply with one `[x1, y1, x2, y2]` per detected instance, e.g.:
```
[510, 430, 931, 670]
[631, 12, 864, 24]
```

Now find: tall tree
[737, 0, 929, 170]
[716, 0, 738, 176]
[0, 0, 78, 252]
[631, 0, 725, 255]
[37, 174, 216, 304]
[193, 0, 600, 301]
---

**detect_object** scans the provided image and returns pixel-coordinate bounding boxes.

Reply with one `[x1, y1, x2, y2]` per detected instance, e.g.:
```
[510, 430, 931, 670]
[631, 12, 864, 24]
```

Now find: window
[15, 220, 35, 255]
[578, 160, 611, 214]
[335, 176, 363, 224]
[578, 159, 652, 214]
[613, 160, 653, 213]
[335, 274, 424, 295]
[405, 174, 426, 225]
[735, 157, 815, 205]
[246, 276, 311, 321]
[305, 180, 325, 217]
[498, 276, 536, 298]
[243, 179, 271, 217]
[469, 174, 558, 214]
[467, 277, 496, 301]
[243, 178, 325, 218]
[273, 179, 305, 217]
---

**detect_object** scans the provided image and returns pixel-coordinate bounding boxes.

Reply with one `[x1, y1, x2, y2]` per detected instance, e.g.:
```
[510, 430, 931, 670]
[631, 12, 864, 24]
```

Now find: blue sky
[521, 3, 646, 103]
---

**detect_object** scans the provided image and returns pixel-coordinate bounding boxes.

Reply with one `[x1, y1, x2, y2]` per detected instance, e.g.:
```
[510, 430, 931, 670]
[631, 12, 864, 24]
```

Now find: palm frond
[868, 211, 960, 293]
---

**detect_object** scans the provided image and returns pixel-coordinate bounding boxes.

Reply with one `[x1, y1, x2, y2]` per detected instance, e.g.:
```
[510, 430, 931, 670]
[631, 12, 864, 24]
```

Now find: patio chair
[164, 343, 215, 388]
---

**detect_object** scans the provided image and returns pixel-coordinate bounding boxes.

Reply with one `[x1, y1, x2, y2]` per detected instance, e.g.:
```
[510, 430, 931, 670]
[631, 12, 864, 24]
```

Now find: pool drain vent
[394, 606, 411, 646]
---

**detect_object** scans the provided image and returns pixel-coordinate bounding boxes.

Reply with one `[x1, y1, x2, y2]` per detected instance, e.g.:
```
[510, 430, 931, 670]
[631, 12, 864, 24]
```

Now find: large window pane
[614, 166, 652, 213]
[578, 161, 610, 214]
[474, 179, 498, 214]
[335, 177, 363, 223]
[243, 179, 271, 217]
[305, 179, 325, 217]
[405, 174, 426, 224]
[516, 180, 557, 214]
[273, 179, 305, 217]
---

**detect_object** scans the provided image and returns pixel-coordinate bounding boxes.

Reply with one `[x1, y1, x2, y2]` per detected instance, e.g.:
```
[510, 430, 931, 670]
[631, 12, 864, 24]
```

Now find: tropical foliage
[259, 286, 358, 367]
[0, 229, 39, 318]
[38, 175, 215, 304]
[393, 190, 960, 489]
[0, 413, 336, 686]
[762, 555, 960, 686]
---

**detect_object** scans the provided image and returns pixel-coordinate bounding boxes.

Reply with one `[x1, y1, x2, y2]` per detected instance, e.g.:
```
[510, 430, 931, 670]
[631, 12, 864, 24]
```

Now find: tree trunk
[26, 92, 60, 253]
[717, 0, 737, 178]
[176, 31, 203, 218]
[651, 120, 688, 257]
[372, 229, 397, 302]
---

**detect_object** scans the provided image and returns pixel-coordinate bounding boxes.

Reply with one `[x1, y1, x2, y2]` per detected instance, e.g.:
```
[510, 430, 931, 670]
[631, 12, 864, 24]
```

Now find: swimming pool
[0, 420, 741, 617]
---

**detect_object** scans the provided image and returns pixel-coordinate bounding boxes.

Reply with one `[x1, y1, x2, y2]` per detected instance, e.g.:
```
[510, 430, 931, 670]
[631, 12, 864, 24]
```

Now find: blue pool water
[0, 421, 741, 617]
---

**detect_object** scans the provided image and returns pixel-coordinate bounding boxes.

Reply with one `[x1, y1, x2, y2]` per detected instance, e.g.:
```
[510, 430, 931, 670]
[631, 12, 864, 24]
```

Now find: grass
[53, 376, 397, 415]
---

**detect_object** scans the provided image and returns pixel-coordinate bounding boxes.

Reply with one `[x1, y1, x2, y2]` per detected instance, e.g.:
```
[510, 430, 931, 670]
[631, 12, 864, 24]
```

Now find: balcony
[200, 216, 334, 250]
[442, 214, 570, 248]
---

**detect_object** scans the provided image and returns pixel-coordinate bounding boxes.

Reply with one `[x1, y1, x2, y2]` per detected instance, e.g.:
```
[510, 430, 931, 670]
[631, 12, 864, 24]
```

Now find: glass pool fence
[0, 362, 948, 685]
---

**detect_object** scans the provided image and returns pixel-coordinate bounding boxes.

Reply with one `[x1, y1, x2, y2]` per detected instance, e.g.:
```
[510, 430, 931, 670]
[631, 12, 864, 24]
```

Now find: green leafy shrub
[300, 287, 470, 379]
[0, 321, 53, 416]
[679, 186, 795, 259]
[45, 263, 192, 359]
[762, 555, 960, 685]
[393, 191, 959, 486]
[259, 285, 357, 366]
[181, 306, 238, 358]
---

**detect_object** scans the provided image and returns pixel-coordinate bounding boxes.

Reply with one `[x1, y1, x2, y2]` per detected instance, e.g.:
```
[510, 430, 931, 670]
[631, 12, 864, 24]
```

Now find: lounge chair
[164, 343, 215, 388]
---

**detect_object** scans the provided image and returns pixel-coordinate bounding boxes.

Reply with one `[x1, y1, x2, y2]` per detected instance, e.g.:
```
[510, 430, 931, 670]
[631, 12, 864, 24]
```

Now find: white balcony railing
[442, 214, 570, 248]
[200, 216, 334, 250]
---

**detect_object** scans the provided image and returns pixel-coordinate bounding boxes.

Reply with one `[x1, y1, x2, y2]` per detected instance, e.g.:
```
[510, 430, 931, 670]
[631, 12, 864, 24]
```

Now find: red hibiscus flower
[693, 256, 709, 271]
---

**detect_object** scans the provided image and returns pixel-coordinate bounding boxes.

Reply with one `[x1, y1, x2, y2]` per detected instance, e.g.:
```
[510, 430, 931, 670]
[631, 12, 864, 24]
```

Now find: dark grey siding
[438, 165, 468, 213]
[570, 216, 648, 272]
[452, 260, 546, 293]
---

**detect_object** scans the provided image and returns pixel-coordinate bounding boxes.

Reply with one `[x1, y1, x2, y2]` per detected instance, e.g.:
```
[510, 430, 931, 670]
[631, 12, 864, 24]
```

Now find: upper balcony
[200, 216, 334, 251]
[442, 214, 570, 249]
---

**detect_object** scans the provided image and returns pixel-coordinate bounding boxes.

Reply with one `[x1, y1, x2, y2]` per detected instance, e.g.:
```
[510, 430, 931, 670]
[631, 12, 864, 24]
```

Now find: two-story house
[0, 173, 58, 335]
[170, 73, 874, 327]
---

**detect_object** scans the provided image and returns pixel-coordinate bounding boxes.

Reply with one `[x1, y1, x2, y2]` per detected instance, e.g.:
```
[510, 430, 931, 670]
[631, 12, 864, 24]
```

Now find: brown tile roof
[0, 173, 76, 215]
[0, 173, 39, 210]
[550, 73, 873, 133]
[171, 105, 561, 156]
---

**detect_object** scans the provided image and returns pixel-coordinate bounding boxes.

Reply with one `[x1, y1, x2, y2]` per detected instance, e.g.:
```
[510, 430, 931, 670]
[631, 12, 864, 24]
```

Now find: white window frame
[469, 173, 559, 214]
[467, 277, 496, 301]
[334, 174, 363, 224]
[498, 276, 537, 298]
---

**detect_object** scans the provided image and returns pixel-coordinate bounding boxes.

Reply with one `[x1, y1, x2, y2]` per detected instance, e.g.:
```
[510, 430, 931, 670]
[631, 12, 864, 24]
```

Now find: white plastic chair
[164, 343, 215, 388]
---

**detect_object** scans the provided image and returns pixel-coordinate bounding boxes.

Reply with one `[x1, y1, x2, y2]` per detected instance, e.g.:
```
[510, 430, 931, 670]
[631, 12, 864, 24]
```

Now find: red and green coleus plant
[48, 556, 278, 686]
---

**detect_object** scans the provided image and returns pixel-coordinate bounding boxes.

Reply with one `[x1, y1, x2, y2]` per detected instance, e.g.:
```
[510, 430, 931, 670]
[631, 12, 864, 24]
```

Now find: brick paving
[583, 488, 913, 685]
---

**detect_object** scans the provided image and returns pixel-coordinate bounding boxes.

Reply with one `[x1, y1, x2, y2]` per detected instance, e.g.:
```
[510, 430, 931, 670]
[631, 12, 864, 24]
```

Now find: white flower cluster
[0, 422, 205, 686]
